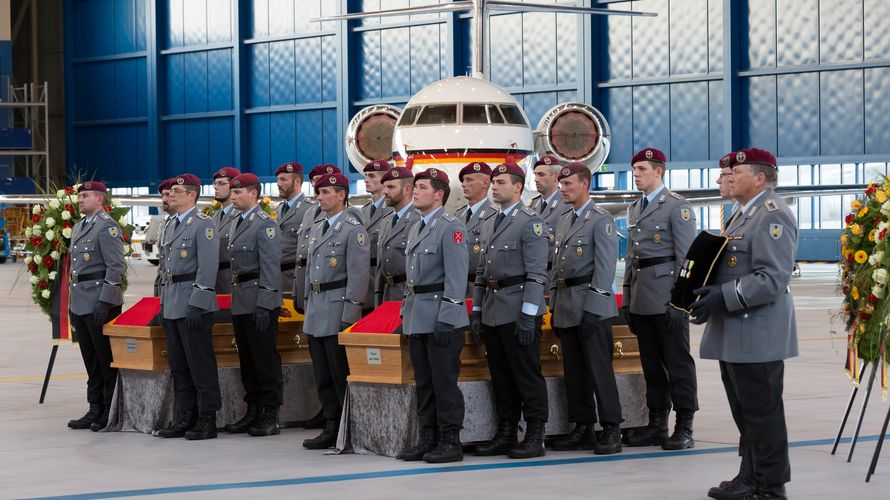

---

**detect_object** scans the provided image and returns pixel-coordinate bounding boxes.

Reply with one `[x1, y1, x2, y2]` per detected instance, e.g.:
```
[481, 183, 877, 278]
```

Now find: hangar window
[399, 107, 420, 126]
[498, 105, 528, 126]
[462, 104, 505, 124]
[415, 104, 457, 125]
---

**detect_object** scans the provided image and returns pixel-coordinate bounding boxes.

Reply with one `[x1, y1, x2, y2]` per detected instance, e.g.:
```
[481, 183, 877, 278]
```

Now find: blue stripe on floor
[20, 434, 882, 500]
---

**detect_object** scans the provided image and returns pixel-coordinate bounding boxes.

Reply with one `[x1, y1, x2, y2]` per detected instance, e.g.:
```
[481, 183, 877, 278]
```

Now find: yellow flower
[855, 250, 868, 264]
[852, 200, 863, 211]
[270, 212, 277, 220]
[877, 190, 887, 203]
[263, 197, 272, 204]
[841, 234, 849, 245]
[852, 286, 860, 301]
[859, 207, 869, 218]
[869, 229, 877, 242]
[852, 223, 862, 235]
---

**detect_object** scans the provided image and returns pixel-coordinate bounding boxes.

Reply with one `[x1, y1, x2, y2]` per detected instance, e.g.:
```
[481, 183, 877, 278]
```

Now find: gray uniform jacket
[454, 199, 498, 297]
[68, 212, 126, 316]
[303, 212, 370, 337]
[277, 194, 317, 294]
[228, 206, 283, 315]
[212, 205, 241, 294]
[700, 189, 799, 363]
[472, 204, 549, 327]
[161, 209, 220, 319]
[401, 208, 470, 334]
[549, 202, 618, 327]
[360, 199, 393, 309]
[529, 192, 568, 263]
[292, 205, 324, 311]
[154, 215, 173, 298]
[623, 188, 697, 315]
[375, 205, 421, 305]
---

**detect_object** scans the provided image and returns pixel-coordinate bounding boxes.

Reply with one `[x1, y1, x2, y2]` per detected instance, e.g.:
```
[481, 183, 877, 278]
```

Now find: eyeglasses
[169, 187, 188, 195]
[213, 180, 230, 187]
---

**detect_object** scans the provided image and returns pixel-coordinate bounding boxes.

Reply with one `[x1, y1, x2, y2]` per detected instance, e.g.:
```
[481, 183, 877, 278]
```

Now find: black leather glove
[185, 306, 203, 330]
[690, 285, 724, 324]
[434, 322, 454, 347]
[93, 301, 113, 327]
[254, 308, 271, 332]
[515, 312, 537, 346]
[665, 307, 687, 331]
[340, 321, 352, 332]
[470, 311, 482, 344]
[579, 311, 602, 340]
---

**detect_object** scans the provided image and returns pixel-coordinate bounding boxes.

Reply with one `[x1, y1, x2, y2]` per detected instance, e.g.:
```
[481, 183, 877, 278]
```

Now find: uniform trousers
[308, 334, 350, 421]
[70, 306, 121, 406]
[481, 319, 548, 423]
[630, 312, 699, 411]
[720, 360, 790, 487]
[162, 314, 221, 413]
[556, 319, 623, 425]
[232, 310, 283, 407]
[407, 331, 465, 433]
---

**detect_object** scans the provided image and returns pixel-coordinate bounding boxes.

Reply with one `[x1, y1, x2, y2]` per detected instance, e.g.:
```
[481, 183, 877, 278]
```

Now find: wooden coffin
[539, 322, 642, 377]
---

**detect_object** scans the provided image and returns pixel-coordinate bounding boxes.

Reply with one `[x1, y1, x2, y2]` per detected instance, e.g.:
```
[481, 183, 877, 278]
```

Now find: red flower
[32, 213, 41, 223]
[847, 253, 855, 263]
[866, 186, 875, 196]
[38, 279, 48, 290]
[875, 216, 882, 226]
[104, 205, 112, 212]
[30, 236, 43, 247]
[859, 311, 871, 319]
[881, 228, 888, 241]
[869, 293, 880, 304]
[27, 263, 38, 273]
[63, 221, 73, 229]
[43, 255, 54, 268]
[64, 186, 73, 195]
[122, 233, 130, 242]
[52, 239, 61, 250]
[65, 204, 74, 212]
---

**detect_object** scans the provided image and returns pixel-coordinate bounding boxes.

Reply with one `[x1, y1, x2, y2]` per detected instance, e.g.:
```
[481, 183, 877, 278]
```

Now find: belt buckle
[385, 274, 394, 286]
[631, 256, 640, 268]
[406, 284, 415, 294]
[486, 279, 498, 289]
[311, 282, 321, 293]
[231, 272, 238, 285]
[557, 278, 567, 288]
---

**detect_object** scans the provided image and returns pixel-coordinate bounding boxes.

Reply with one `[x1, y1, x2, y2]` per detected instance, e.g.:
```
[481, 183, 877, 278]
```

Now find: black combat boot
[625, 407, 669, 447]
[748, 484, 787, 500]
[156, 408, 198, 438]
[397, 426, 439, 461]
[707, 473, 755, 500]
[662, 409, 695, 450]
[423, 430, 463, 463]
[225, 403, 258, 434]
[593, 424, 622, 455]
[474, 419, 519, 456]
[303, 420, 339, 450]
[303, 409, 325, 429]
[506, 420, 546, 459]
[68, 404, 103, 430]
[248, 406, 281, 436]
[90, 406, 110, 432]
[551, 423, 596, 451]
[185, 412, 218, 440]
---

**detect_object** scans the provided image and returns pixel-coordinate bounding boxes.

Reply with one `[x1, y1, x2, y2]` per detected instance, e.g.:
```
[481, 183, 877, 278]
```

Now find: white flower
[61, 210, 71, 220]
[32, 225, 42, 235]
[41, 290, 51, 299]
[118, 215, 128, 226]
[29, 276, 39, 284]
[56, 189, 66, 198]
[24, 227, 32, 238]
[49, 200, 60, 210]
[62, 227, 72, 239]
[869, 251, 884, 266]
[24, 255, 32, 265]
[874, 268, 889, 285]
[124, 244, 131, 254]
[68, 195, 78, 205]
[882, 201, 890, 217]
[51, 251, 60, 260]
[45, 217, 56, 227]
[873, 285, 885, 300]
[45, 230, 55, 241]
[32, 204, 41, 214]
[48, 271, 57, 280]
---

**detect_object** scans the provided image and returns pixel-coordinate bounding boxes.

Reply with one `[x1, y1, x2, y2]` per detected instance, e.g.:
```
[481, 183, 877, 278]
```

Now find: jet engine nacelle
[534, 102, 611, 173]
[345, 104, 402, 172]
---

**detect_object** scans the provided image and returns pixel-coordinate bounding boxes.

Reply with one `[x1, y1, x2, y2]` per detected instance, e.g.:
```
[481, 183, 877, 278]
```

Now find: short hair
[751, 164, 777, 186]
[184, 184, 200, 201]
[574, 168, 592, 186]
[244, 184, 261, 197]
[429, 178, 451, 204]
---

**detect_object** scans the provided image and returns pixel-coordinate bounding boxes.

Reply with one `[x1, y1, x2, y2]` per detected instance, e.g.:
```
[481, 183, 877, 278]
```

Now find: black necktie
[370, 203, 377, 219]
[640, 196, 649, 212]
[571, 211, 578, 225]
[392, 213, 400, 227]
[495, 211, 506, 229]
[465, 208, 472, 223]
[174, 217, 182, 230]
[322, 220, 330, 235]
[234, 216, 243, 231]
[418, 220, 426, 233]
[541, 199, 548, 213]
[279, 202, 289, 218]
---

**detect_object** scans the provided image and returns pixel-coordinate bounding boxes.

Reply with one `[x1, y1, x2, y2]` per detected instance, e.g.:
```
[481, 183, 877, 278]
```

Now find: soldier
[622, 147, 699, 450]
[275, 162, 317, 297]
[528, 155, 567, 265]
[470, 162, 549, 459]
[302, 172, 370, 450]
[396, 168, 469, 463]
[717, 152, 739, 231]
[454, 161, 496, 298]
[225, 173, 284, 437]
[375, 166, 420, 305]
[66, 181, 125, 431]
[548, 162, 623, 455]
[361, 160, 394, 313]
[210, 167, 241, 294]
[155, 174, 221, 440]
[153, 177, 176, 297]
[692, 148, 798, 500]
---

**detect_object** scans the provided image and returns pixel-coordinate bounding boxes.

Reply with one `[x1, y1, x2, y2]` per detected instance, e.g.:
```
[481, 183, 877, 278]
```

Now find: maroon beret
[309, 164, 341, 178]
[631, 147, 666, 165]
[557, 162, 589, 181]
[275, 162, 303, 176]
[718, 152, 738, 170]
[458, 161, 492, 182]
[380, 166, 413, 183]
[534, 155, 561, 168]
[735, 147, 777, 168]
[363, 160, 391, 173]
[212, 167, 241, 180]
[174, 174, 202, 187]
[158, 178, 175, 193]
[231, 173, 260, 188]
[490, 162, 525, 180]
[414, 168, 449, 184]
[79, 181, 107, 193]
[313, 172, 350, 190]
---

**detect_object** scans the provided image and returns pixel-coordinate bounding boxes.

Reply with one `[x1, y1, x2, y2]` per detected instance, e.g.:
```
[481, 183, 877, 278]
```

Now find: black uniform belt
[297, 258, 307, 267]
[485, 274, 526, 290]
[232, 271, 259, 284]
[370, 258, 378, 267]
[218, 261, 231, 270]
[631, 256, 675, 269]
[311, 279, 347, 293]
[73, 271, 105, 283]
[556, 273, 594, 289]
[281, 261, 296, 271]
[384, 273, 407, 286]
[167, 271, 197, 284]
[406, 282, 445, 295]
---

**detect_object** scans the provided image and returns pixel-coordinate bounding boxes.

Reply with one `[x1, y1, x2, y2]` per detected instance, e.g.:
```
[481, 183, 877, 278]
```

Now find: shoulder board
[521, 206, 536, 217]
[99, 213, 110, 220]
[306, 197, 318, 204]
[257, 210, 270, 220]
[346, 217, 361, 226]
[197, 212, 209, 220]
[594, 205, 609, 215]
[480, 208, 496, 219]
[670, 191, 683, 200]
[765, 199, 779, 212]
[442, 213, 457, 222]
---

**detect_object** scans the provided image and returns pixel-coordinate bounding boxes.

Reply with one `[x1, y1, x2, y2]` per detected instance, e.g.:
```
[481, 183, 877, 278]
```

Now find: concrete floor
[1, 260, 888, 499]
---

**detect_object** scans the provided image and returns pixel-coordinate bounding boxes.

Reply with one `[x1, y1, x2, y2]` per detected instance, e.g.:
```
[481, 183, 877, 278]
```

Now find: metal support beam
[233, 0, 248, 169]
[721, 0, 740, 152]
[336, 0, 353, 174]
[146, 0, 161, 184]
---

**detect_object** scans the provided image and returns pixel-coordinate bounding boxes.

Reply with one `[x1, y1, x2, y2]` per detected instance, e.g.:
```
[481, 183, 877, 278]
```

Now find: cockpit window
[415, 104, 458, 125]
[462, 104, 506, 124]
[399, 106, 420, 126]
[498, 105, 528, 126]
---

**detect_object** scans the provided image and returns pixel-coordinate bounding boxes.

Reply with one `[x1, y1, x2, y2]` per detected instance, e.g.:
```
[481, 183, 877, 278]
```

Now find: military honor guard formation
[64, 146, 798, 500]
